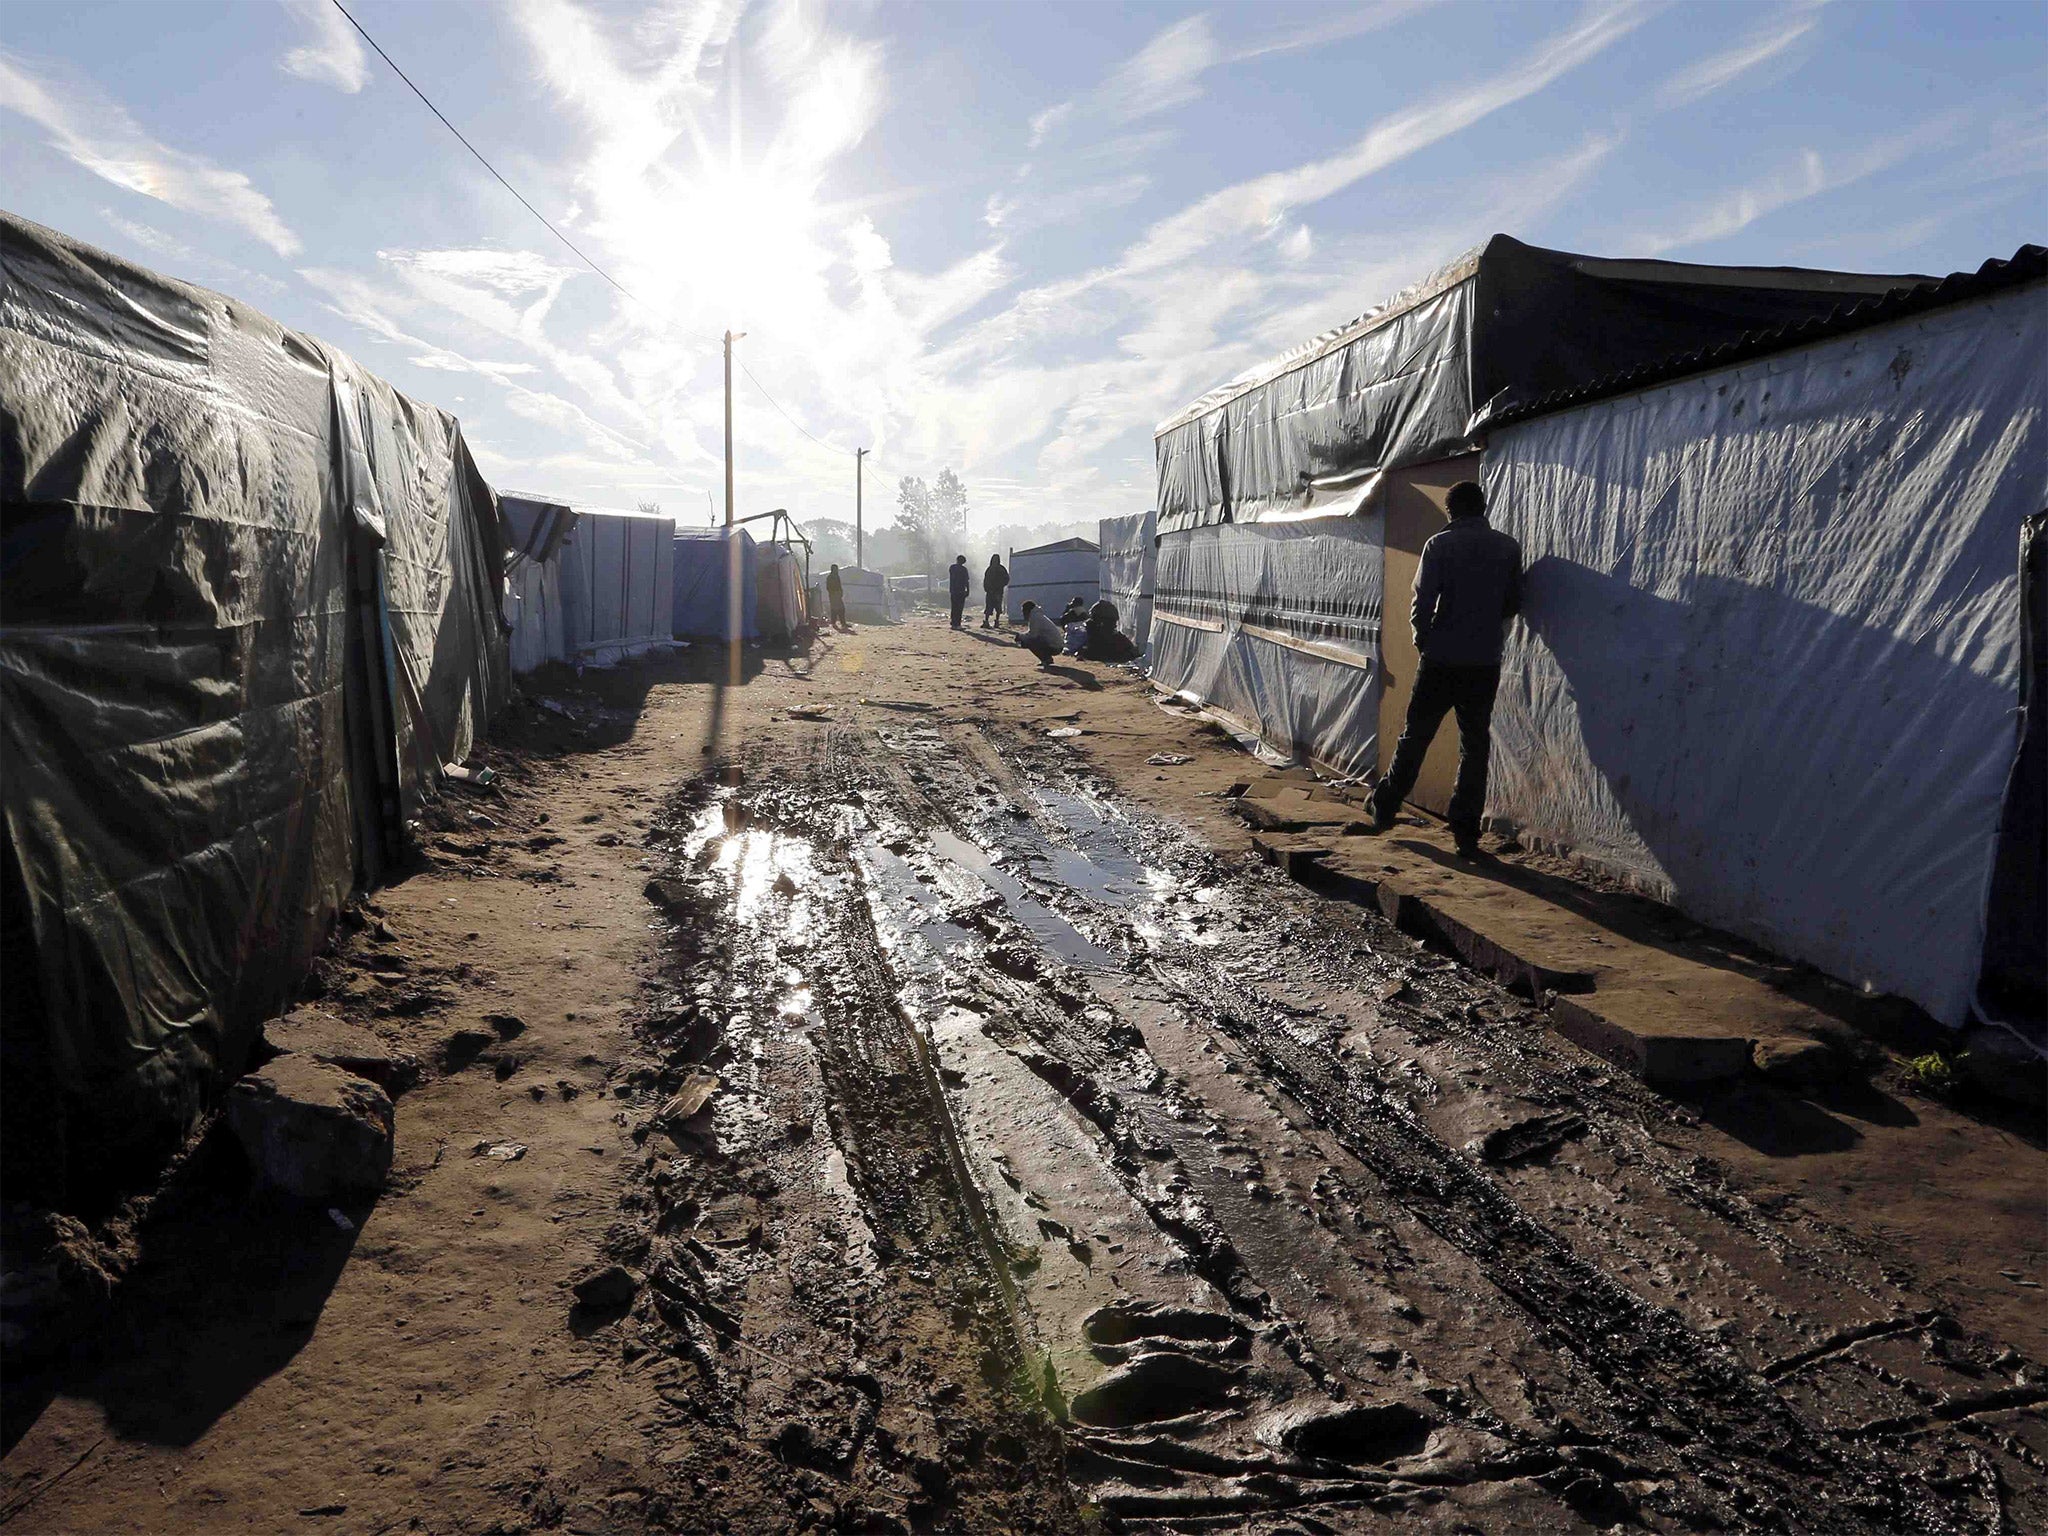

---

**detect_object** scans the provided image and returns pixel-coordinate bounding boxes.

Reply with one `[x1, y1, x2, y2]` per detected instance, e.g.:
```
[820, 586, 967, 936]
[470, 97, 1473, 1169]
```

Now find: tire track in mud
[898, 720, 2037, 1532]
[640, 718, 2036, 1533]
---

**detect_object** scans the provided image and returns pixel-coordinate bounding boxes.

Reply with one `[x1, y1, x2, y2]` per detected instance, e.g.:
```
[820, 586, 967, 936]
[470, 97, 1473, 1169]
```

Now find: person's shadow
[1044, 663, 1101, 691]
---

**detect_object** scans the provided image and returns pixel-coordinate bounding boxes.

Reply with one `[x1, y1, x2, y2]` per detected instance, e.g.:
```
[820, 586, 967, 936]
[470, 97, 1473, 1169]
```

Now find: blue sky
[2, 1, 2041, 531]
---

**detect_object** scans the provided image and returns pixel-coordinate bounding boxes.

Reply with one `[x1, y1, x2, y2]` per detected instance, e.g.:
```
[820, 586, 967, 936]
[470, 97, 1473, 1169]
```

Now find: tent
[671, 525, 759, 644]
[1152, 231, 2044, 1028]
[1097, 511, 1157, 655]
[0, 211, 508, 1201]
[501, 496, 675, 669]
[1008, 536, 1099, 623]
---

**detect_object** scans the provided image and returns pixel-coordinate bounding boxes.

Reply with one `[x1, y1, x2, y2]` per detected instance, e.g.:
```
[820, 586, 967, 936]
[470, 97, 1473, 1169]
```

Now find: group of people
[867, 478, 1521, 861]
[943, 553, 1136, 667]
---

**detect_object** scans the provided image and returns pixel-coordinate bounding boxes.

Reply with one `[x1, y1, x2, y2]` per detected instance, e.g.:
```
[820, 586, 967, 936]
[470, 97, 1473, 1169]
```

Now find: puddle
[926, 827, 1115, 970]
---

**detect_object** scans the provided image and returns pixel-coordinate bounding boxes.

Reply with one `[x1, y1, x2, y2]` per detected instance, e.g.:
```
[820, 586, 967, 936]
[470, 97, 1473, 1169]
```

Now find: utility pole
[855, 447, 868, 570]
[723, 330, 745, 527]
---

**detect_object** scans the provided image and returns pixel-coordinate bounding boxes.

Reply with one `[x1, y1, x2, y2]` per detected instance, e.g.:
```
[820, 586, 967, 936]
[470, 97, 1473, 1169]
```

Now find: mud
[5, 626, 2041, 1535]
[609, 707, 2046, 1532]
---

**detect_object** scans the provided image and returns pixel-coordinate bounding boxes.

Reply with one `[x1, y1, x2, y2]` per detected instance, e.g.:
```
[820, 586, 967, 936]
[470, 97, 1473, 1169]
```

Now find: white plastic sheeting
[1484, 284, 2045, 1026]
[1151, 515, 1383, 777]
[562, 508, 675, 665]
[1008, 538, 1099, 623]
[837, 566, 899, 623]
[1098, 511, 1157, 655]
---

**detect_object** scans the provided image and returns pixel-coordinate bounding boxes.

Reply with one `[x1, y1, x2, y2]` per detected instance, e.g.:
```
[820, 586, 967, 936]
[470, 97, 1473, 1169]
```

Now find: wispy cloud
[1634, 111, 1965, 254]
[279, 0, 369, 94]
[1029, 2, 1430, 148]
[1117, 2, 1649, 276]
[1656, 0, 1826, 109]
[0, 48, 299, 255]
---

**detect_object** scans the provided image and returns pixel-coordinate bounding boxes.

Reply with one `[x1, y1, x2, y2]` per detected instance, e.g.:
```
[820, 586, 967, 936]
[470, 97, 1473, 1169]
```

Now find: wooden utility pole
[855, 447, 868, 569]
[723, 330, 745, 526]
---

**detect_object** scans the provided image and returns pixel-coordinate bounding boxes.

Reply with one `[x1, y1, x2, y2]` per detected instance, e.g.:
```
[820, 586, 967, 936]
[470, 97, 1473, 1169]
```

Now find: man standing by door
[948, 554, 971, 629]
[1368, 480, 1522, 858]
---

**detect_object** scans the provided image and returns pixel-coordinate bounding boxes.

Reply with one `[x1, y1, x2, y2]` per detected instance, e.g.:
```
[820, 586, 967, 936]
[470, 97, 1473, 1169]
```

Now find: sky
[1, 1, 2042, 534]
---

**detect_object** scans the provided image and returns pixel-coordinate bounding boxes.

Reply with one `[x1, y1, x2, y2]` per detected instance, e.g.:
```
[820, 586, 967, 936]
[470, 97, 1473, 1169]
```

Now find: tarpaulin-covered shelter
[501, 495, 674, 670]
[1152, 235, 1924, 776]
[1097, 511, 1156, 655]
[0, 210, 509, 1202]
[504, 496, 574, 672]
[754, 541, 809, 641]
[1007, 536, 1098, 623]
[1480, 250, 2046, 1028]
[835, 566, 899, 623]
[1152, 232, 2045, 1028]
[671, 524, 759, 644]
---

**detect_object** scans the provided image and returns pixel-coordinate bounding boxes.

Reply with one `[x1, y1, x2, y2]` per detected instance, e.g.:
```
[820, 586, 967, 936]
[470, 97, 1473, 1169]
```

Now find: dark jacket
[949, 562, 971, 598]
[826, 569, 843, 597]
[1412, 515, 1522, 666]
[983, 559, 1009, 595]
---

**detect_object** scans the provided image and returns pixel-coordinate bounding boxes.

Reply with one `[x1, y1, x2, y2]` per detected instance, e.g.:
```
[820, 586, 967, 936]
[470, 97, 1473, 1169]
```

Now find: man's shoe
[1365, 799, 1395, 834]
[1452, 832, 1482, 859]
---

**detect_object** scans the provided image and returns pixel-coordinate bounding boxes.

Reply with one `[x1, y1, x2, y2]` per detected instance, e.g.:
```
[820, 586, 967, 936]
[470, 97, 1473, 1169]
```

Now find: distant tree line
[895, 468, 967, 581]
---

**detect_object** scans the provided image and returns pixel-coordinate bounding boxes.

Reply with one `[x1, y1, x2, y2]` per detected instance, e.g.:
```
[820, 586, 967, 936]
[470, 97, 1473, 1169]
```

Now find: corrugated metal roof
[1483, 243, 2047, 429]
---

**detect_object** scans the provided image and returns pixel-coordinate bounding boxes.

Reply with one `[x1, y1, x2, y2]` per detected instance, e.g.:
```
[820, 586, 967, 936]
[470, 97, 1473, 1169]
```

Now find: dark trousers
[829, 594, 847, 627]
[1019, 633, 1057, 667]
[984, 592, 1003, 624]
[1373, 659, 1501, 840]
[950, 594, 966, 627]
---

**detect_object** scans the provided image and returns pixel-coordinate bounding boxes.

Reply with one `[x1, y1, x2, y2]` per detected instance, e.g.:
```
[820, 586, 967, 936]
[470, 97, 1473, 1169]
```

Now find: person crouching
[1017, 600, 1062, 669]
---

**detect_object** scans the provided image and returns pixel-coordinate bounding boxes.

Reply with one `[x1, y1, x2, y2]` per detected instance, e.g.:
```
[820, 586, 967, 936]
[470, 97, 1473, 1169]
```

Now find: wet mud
[612, 717, 2045, 1533]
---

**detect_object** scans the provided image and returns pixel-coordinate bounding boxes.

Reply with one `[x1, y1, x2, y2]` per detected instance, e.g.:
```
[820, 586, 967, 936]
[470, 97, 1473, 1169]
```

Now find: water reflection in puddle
[927, 827, 1116, 970]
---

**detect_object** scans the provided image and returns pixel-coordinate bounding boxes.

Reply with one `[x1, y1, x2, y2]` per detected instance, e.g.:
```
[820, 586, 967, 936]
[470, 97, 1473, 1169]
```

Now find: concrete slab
[1242, 784, 1873, 1091]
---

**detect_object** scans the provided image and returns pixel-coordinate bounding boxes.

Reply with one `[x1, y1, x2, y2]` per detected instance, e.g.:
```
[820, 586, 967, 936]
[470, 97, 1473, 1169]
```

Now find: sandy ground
[3, 611, 2043, 1535]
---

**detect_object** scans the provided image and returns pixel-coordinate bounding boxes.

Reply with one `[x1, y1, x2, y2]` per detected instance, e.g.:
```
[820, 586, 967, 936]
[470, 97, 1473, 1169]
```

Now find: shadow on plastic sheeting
[1500, 556, 2017, 1037]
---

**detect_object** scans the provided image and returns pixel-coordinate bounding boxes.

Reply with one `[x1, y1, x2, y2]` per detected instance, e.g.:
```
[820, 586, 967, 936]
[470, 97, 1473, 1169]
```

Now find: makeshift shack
[1007, 536, 1099, 623]
[1152, 231, 2044, 1028]
[1097, 510, 1157, 656]
[0, 211, 509, 1202]
[754, 540, 809, 641]
[1480, 250, 2046, 1027]
[836, 566, 900, 623]
[501, 496, 675, 669]
[672, 524, 759, 643]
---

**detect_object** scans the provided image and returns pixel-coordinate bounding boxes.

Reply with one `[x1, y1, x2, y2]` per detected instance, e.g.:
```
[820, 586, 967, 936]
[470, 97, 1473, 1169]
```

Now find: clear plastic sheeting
[0, 210, 507, 1196]
[1007, 538, 1099, 623]
[1484, 284, 2045, 1027]
[1155, 235, 1921, 537]
[1151, 515, 1383, 778]
[1097, 510, 1157, 655]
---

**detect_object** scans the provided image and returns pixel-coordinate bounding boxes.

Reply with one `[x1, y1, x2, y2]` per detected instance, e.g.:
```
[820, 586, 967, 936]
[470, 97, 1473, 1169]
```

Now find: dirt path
[4, 613, 2043, 1534]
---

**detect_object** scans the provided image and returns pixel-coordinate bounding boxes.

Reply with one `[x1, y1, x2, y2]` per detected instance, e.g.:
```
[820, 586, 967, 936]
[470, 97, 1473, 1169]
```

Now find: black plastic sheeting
[1980, 510, 2046, 1023]
[1154, 234, 1922, 535]
[0, 211, 508, 1205]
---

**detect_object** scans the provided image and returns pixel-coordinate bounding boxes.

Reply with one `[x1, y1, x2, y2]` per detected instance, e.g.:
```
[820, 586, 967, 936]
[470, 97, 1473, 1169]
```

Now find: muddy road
[617, 691, 2045, 1532]
[5, 618, 2042, 1535]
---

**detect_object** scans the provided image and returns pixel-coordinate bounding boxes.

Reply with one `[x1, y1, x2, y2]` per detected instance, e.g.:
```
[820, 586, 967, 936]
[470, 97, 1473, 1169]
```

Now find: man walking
[825, 564, 849, 630]
[982, 554, 1009, 627]
[948, 554, 971, 629]
[1368, 480, 1522, 858]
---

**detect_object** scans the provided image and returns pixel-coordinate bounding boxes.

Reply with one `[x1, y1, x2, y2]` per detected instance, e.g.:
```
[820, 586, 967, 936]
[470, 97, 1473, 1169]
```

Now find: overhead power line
[335, 0, 898, 494]
[330, 0, 641, 307]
